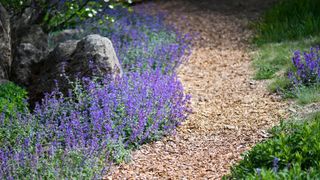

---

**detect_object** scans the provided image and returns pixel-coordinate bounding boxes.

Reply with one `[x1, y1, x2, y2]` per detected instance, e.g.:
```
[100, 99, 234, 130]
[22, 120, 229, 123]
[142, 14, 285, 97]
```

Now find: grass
[292, 85, 320, 105]
[254, 0, 320, 44]
[253, 33, 320, 105]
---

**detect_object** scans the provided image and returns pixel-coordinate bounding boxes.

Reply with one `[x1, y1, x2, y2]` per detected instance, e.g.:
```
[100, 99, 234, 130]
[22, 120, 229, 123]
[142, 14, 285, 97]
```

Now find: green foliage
[229, 0, 320, 179]
[225, 112, 320, 179]
[243, 164, 320, 180]
[8, 148, 108, 179]
[268, 80, 320, 105]
[252, 0, 320, 104]
[107, 139, 131, 164]
[1, 0, 132, 32]
[0, 82, 29, 147]
[254, 0, 320, 44]
[0, 82, 28, 117]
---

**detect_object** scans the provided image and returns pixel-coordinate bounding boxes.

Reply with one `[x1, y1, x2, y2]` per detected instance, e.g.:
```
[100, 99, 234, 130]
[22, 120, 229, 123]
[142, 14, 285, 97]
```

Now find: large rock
[69, 34, 123, 77]
[11, 25, 48, 86]
[0, 3, 11, 80]
[30, 34, 122, 103]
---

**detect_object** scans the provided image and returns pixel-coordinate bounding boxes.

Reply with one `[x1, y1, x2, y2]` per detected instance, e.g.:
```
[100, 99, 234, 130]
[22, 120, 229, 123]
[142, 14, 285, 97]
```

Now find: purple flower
[272, 157, 279, 172]
[289, 46, 320, 86]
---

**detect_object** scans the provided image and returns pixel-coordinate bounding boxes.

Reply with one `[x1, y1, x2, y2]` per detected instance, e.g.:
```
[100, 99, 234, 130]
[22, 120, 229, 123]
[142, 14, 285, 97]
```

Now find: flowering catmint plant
[0, 70, 191, 178]
[1, 3, 192, 178]
[53, 6, 191, 73]
[94, 7, 191, 73]
[288, 46, 320, 86]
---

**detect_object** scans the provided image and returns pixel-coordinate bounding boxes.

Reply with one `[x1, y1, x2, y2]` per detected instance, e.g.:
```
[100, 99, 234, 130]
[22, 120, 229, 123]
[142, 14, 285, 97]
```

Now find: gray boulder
[30, 34, 122, 102]
[0, 3, 11, 80]
[69, 34, 123, 77]
[11, 25, 48, 86]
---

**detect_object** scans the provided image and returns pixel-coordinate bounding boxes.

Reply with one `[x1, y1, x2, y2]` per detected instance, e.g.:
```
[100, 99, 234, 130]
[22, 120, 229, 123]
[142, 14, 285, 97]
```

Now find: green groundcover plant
[224, 112, 320, 179]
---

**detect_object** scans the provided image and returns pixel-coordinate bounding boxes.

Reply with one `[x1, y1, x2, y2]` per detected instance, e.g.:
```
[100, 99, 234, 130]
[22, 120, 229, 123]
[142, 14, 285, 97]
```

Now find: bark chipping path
[109, 0, 288, 179]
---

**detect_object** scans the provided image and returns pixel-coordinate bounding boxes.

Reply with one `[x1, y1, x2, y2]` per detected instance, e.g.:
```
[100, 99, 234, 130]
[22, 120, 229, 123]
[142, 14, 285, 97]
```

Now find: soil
[106, 0, 289, 179]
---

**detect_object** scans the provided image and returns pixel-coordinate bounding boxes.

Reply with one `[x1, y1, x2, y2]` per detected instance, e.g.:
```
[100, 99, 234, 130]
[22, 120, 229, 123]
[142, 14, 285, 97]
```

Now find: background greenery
[254, 0, 320, 44]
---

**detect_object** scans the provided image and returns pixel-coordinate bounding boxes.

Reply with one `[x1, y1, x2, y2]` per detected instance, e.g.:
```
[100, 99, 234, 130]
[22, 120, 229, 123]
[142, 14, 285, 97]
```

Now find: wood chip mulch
[106, 0, 289, 179]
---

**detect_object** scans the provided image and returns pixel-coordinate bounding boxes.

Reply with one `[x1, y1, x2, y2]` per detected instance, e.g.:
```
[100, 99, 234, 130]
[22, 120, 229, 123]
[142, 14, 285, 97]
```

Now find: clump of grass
[267, 77, 291, 93]
[254, 0, 320, 44]
[293, 85, 320, 105]
[224, 112, 320, 179]
[268, 79, 320, 105]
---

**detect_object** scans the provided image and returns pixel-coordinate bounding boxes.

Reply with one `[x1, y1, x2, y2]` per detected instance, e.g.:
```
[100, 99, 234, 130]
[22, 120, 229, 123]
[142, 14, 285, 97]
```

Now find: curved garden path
[108, 0, 288, 179]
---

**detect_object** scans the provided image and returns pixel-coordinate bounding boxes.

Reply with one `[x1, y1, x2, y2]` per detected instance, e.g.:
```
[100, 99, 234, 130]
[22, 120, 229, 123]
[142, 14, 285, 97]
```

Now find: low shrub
[0, 70, 190, 178]
[225, 112, 320, 179]
[0, 82, 28, 117]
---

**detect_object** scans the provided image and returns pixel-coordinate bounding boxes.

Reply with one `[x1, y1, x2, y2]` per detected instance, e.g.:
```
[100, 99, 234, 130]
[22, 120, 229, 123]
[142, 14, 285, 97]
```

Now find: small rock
[49, 29, 84, 47]
[249, 81, 256, 85]
[288, 107, 296, 113]
[224, 125, 238, 130]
